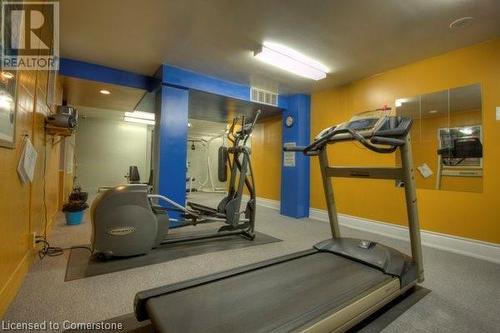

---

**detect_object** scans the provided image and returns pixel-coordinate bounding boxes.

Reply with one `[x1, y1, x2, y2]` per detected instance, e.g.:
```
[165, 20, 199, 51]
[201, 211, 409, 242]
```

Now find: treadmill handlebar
[370, 136, 405, 146]
[283, 116, 411, 155]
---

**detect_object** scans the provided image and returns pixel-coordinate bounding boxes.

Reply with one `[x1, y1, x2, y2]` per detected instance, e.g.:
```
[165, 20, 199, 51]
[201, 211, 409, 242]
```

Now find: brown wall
[0, 69, 64, 317]
[251, 116, 282, 200]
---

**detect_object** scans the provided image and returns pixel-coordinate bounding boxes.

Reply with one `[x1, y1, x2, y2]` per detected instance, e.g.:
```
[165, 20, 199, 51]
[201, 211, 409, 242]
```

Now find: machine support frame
[318, 133, 424, 282]
[399, 134, 424, 282]
[319, 147, 341, 238]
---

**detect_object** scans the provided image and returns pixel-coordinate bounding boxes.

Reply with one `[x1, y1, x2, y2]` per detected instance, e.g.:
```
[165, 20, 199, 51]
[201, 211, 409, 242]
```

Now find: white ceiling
[62, 76, 145, 111]
[188, 119, 227, 138]
[78, 106, 229, 137]
[60, 0, 500, 94]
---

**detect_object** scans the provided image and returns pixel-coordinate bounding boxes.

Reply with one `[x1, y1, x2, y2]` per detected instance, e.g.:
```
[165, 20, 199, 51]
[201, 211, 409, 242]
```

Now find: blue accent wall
[157, 85, 189, 225]
[162, 65, 250, 101]
[60, 58, 157, 91]
[157, 64, 311, 220]
[59, 58, 312, 221]
[280, 94, 311, 218]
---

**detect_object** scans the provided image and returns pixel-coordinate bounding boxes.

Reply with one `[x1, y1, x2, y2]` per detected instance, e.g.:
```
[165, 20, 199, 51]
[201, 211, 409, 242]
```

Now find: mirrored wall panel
[396, 83, 483, 193]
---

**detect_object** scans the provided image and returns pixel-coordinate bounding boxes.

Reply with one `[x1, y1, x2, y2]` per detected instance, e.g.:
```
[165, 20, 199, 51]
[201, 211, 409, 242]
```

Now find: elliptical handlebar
[226, 110, 261, 143]
[249, 109, 261, 130]
[239, 110, 261, 136]
[148, 194, 200, 218]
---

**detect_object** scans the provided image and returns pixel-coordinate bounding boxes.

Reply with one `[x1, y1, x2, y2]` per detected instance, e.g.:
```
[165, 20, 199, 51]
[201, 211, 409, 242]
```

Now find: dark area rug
[65, 231, 281, 281]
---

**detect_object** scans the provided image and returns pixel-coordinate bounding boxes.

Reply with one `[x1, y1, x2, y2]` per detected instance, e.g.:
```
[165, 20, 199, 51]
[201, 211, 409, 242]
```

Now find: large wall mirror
[396, 83, 483, 193]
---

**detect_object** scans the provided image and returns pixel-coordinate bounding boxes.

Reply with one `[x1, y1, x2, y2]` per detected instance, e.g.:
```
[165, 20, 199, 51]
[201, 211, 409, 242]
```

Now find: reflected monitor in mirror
[395, 83, 483, 193]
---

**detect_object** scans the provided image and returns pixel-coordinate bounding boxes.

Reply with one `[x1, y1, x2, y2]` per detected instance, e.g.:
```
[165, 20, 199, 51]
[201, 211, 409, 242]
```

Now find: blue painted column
[156, 84, 189, 224]
[280, 94, 311, 218]
[156, 64, 250, 225]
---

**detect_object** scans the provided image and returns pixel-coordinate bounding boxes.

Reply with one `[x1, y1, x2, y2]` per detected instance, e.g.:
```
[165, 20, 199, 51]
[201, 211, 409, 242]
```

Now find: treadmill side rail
[314, 238, 417, 288]
[300, 278, 401, 333]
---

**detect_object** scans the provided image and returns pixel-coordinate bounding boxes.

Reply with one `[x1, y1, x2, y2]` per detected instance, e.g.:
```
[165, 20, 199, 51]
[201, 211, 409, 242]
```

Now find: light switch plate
[496, 107, 500, 121]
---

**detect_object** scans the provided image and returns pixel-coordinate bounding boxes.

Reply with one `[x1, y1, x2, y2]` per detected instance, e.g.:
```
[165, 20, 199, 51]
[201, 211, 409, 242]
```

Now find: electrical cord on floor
[36, 237, 92, 260]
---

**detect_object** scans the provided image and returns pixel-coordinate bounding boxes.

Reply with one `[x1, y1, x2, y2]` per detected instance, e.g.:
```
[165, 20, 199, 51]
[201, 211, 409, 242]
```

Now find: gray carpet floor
[4, 192, 500, 332]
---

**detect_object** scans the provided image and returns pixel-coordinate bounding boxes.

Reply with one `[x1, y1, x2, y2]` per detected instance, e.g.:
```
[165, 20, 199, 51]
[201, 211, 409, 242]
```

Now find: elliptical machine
[187, 111, 259, 232]
[90, 111, 260, 260]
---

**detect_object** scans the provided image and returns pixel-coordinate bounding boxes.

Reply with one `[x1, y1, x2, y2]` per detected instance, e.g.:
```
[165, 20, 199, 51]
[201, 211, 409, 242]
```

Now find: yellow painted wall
[251, 116, 282, 200]
[311, 38, 500, 244]
[0, 68, 64, 317]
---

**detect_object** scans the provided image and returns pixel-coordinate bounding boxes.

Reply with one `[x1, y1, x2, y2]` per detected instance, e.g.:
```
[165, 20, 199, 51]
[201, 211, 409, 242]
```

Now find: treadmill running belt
[144, 252, 393, 333]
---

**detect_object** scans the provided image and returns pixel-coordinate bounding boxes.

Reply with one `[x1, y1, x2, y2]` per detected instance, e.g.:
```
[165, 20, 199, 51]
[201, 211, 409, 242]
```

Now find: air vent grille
[251, 87, 278, 106]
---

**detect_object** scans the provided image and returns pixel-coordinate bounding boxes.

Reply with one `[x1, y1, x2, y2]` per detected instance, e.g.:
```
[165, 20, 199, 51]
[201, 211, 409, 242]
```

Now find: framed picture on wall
[0, 70, 18, 149]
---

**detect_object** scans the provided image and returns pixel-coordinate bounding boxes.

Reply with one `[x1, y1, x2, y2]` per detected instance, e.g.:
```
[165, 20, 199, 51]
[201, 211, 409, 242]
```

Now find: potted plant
[69, 185, 88, 202]
[63, 186, 89, 225]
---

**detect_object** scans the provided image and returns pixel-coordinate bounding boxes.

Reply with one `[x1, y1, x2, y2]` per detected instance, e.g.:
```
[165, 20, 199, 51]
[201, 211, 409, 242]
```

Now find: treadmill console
[315, 110, 386, 141]
[288, 107, 413, 156]
[336, 109, 389, 132]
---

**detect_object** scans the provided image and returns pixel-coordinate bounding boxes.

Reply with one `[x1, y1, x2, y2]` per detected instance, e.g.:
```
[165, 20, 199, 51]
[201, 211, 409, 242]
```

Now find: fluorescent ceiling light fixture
[428, 110, 438, 114]
[254, 41, 329, 80]
[124, 111, 155, 120]
[99, 89, 111, 95]
[459, 127, 473, 135]
[124, 117, 155, 125]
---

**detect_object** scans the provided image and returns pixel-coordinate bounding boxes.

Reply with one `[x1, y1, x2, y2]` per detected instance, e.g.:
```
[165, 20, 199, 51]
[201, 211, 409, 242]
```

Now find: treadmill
[134, 108, 425, 333]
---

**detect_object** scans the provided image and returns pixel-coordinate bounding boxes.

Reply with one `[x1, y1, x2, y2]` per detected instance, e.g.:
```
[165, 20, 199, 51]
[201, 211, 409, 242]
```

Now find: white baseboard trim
[248, 196, 500, 265]
[243, 195, 281, 210]
[254, 196, 281, 210]
[309, 207, 500, 265]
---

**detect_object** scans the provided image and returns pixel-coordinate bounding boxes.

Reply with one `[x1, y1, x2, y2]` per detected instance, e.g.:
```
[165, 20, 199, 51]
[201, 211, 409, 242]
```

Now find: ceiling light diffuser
[459, 127, 473, 135]
[124, 117, 155, 125]
[254, 41, 329, 80]
[124, 111, 155, 120]
[99, 89, 111, 95]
